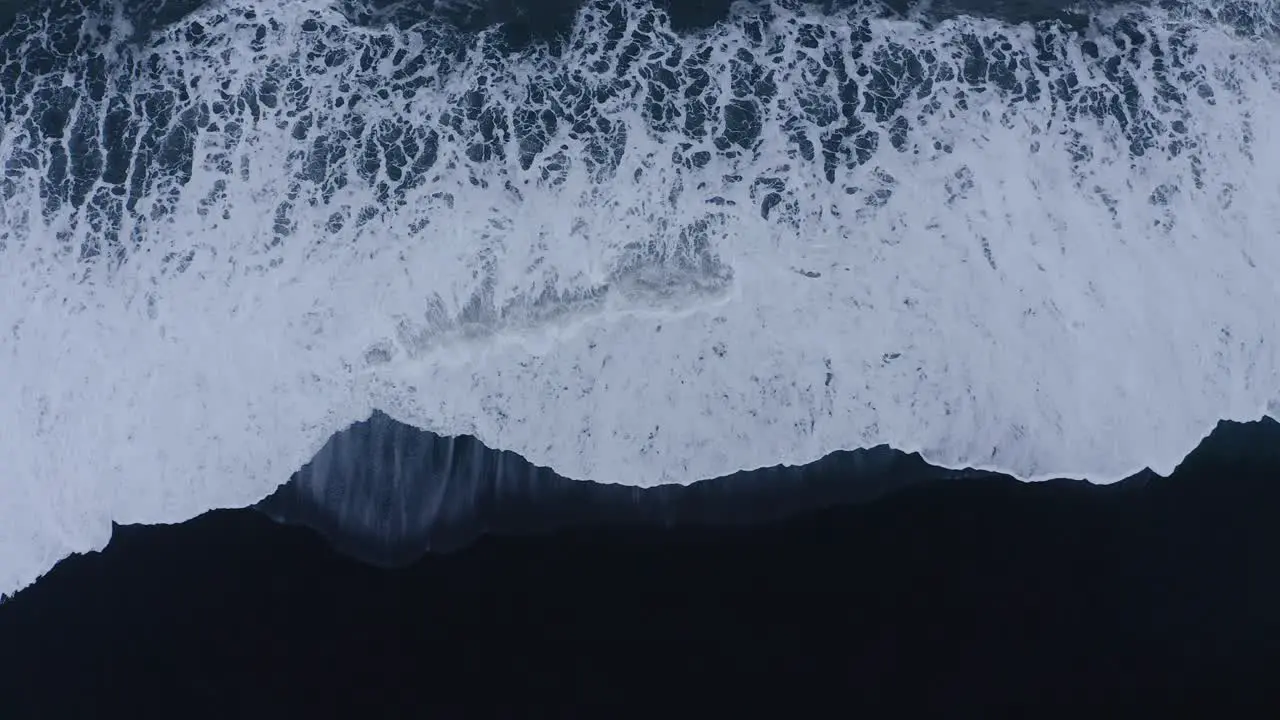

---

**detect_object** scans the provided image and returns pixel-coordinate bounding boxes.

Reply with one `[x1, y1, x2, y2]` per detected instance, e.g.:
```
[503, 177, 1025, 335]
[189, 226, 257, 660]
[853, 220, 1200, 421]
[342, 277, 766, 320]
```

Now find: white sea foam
[1, 0, 1278, 596]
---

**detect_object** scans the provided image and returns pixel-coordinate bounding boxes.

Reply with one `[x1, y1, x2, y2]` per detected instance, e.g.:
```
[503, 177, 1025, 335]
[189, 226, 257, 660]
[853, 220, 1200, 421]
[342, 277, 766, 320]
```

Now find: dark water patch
[343, 0, 1115, 41]
[1, 417, 1277, 712]
[255, 410, 995, 566]
[0, 0, 212, 45]
[256, 414, 1280, 569]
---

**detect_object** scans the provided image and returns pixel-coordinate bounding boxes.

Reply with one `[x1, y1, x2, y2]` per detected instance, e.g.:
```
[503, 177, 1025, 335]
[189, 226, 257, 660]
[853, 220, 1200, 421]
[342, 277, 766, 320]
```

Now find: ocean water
[2, 0, 1279, 598]
[2, 415, 1278, 712]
